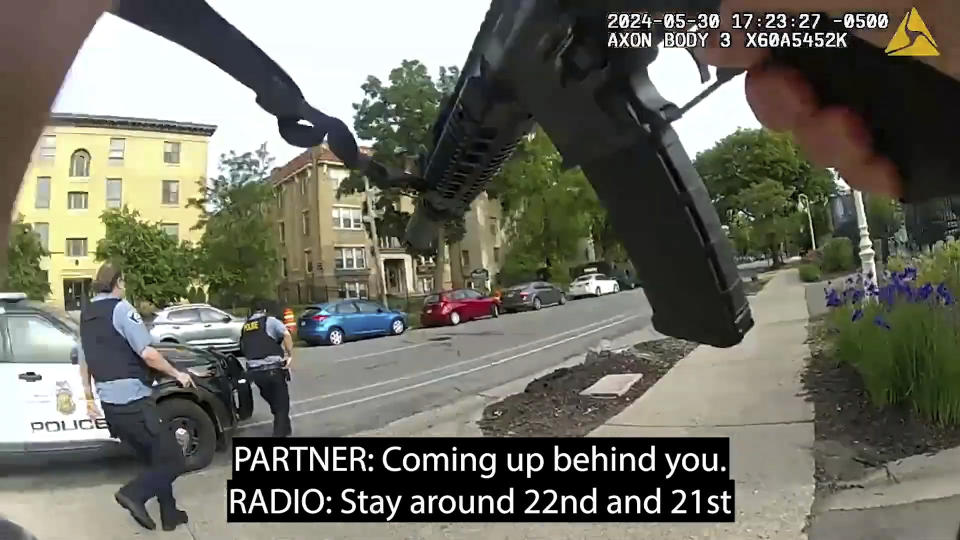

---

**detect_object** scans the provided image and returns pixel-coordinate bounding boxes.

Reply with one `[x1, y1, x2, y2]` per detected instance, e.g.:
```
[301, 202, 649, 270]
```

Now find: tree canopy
[187, 144, 281, 307]
[338, 60, 464, 253]
[95, 207, 196, 307]
[490, 127, 598, 282]
[694, 128, 837, 261]
[5, 216, 51, 300]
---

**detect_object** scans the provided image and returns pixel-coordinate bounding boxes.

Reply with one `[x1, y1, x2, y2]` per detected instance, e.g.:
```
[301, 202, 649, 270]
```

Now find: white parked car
[567, 273, 620, 298]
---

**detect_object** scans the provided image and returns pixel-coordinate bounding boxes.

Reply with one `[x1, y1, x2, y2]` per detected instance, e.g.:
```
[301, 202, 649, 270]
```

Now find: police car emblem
[56, 381, 76, 415]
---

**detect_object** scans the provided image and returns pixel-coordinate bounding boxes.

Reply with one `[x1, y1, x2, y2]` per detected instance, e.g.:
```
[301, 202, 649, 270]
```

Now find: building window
[69, 149, 91, 177]
[301, 210, 310, 236]
[66, 238, 88, 257]
[275, 186, 283, 209]
[278, 222, 285, 246]
[493, 247, 501, 263]
[461, 250, 470, 269]
[304, 250, 313, 274]
[162, 223, 179, 243]
[164, 141, 181, 164]
[67, 191, 88, 210]
[335, 247, 366, 269]
[108, 138, 125, 165]
[340, 281, 368, 299]
[32, 223, 49, 251]
[35, 177, 50, 209]
[105, 178, 122, 208]
[38, 136, 56, 162]
[162, 180, 179, 204]
[281, 257, 288, 278]
[332, 207, 363, 230]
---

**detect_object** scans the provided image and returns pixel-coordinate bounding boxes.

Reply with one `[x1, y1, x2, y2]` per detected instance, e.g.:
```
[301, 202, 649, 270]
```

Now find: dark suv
[0, 293, 253, 471]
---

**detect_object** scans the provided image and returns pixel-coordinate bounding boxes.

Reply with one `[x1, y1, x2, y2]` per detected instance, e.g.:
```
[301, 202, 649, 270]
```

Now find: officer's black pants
[247, 367, 292, 437]
[102, 398, 187, 509]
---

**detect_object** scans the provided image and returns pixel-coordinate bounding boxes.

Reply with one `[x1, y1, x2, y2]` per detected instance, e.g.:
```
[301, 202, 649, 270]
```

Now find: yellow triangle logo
[885, 8, 939, 56]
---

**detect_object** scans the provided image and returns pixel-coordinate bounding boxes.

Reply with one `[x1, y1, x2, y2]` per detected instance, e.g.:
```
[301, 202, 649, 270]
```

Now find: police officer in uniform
[78, 262, 195, 532]
[240, 299, 294, 437]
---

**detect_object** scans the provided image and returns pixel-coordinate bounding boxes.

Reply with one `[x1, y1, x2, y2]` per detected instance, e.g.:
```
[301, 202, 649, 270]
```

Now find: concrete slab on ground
[580, 373, 644, 399]
[807, 494, 960, 540]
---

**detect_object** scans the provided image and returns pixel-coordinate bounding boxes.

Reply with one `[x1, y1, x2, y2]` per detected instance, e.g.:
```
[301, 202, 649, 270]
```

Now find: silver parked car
[148, 303, 245, 352]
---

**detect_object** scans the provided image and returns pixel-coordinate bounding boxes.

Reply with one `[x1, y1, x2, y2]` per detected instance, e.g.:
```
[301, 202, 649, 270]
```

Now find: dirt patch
[802, 315, 960, 493]
[477, 338, 699, 437]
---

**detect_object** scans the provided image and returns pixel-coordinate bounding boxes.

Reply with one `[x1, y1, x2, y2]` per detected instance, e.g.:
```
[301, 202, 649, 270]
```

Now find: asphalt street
[241, 288, 652, 439]
[2, 288, 652, 490]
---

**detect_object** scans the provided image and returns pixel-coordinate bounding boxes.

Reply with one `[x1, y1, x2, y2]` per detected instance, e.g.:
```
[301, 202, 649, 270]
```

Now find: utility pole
[363, 175, 389, 308]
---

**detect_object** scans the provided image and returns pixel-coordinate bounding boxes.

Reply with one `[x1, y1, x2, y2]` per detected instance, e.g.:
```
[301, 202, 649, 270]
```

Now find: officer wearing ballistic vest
[78, 262, 195, 532]
[239, 298, 294, 437]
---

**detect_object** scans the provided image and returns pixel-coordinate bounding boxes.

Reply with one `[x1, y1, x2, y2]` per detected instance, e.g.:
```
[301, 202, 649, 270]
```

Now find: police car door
[3, 311, 114, 445]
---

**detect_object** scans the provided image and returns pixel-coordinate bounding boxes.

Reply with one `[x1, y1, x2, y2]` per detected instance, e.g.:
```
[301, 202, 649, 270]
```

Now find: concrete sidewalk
[589, 269, 815, 539]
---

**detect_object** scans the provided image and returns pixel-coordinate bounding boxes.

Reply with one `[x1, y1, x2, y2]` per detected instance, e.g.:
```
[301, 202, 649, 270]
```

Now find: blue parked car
[296, 299, 409, 346]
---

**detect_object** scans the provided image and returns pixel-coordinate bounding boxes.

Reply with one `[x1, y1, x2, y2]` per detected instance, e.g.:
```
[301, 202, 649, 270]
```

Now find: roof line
[49, 112, 217, 137]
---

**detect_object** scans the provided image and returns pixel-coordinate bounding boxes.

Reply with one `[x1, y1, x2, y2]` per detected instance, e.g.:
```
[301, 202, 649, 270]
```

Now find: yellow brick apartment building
[15, 113, 215, 310]
[272, 145, 507, 304]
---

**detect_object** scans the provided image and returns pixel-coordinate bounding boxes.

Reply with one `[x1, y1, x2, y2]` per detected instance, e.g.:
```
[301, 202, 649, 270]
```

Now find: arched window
[69, 150, 91, 177]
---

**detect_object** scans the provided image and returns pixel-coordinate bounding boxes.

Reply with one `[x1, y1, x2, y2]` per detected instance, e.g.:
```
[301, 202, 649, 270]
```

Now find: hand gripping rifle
[110, 0, 960, 348]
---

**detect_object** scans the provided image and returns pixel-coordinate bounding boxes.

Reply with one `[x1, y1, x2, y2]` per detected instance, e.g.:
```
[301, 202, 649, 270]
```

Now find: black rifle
[109, 0, 960, 348]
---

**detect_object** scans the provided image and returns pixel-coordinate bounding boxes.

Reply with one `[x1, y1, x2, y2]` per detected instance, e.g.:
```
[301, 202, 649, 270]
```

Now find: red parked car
[421, 288, 501, 327]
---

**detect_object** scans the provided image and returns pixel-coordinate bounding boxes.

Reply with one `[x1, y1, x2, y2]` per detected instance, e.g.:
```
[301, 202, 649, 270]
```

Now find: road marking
[240, 314, 639, 428]
[287, 313, 631, 407]
[330, 341, 434, 364]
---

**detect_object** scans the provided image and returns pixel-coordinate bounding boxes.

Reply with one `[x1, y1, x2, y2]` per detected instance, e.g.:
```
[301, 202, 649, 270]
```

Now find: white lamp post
[797, 193, 816, 251]
[852, 189, 877, 289]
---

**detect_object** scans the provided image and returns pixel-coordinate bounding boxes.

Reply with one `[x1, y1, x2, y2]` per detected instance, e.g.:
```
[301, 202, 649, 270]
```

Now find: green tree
[4, 216, 51, 300]
[731, 179, 804, 265]
[694, 128, 836, 224]
[95, 207, 196, 308]
[187, 144, 280, 308]
[491, 127, 596, 280]
[339, 60, 463, 252]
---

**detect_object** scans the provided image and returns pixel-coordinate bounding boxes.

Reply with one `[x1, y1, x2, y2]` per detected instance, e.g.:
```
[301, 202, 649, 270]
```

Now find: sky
[52, 1, 766, 182]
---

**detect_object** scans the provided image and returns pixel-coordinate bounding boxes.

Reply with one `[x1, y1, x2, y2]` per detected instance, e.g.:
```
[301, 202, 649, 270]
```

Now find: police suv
[0, 293, 254, 471]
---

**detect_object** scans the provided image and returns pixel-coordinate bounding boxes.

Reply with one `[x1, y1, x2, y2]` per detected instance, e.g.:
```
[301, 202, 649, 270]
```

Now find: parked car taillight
[312, 314, 328, 321]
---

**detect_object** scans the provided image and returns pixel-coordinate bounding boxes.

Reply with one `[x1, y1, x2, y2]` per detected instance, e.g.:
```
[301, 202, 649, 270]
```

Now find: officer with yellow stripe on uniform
[239, 299, 294, 437]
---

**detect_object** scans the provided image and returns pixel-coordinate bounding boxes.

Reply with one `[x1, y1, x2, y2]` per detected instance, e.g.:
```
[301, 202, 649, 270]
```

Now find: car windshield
[575, 275, 593, 282]
[424, 294, 441, 305]
[27, 301, 80, 333]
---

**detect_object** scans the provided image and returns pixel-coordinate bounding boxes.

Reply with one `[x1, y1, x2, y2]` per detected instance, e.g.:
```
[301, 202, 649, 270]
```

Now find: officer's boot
[158, 491, 189, 531]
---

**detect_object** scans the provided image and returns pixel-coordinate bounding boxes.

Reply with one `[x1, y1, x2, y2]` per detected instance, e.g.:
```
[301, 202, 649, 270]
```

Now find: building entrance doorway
[63, 278, 92, 311]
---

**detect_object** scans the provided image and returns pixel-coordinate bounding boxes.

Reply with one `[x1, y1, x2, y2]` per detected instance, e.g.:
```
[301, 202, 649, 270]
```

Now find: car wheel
[450, 311, 461, 326]
[533, 297, 542, 310]
[328, 328, 345, 346]
[559, 294, 567, 305]
[391, 318, 405, 335]
[613, 283, 620, 293]
[158, 398, 217, 472]
[491, 304, 500, 318]
[595, 287, 601, 296]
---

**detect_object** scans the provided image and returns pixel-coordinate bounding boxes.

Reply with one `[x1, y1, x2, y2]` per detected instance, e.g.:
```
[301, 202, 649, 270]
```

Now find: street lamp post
[852, 189, 877, 289]
[798, 193, 816, 251]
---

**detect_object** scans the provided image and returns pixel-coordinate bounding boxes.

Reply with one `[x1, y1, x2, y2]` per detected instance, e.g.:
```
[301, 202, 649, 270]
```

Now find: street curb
[351, 326, 667, 438]
[822, 446, 960, 511]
